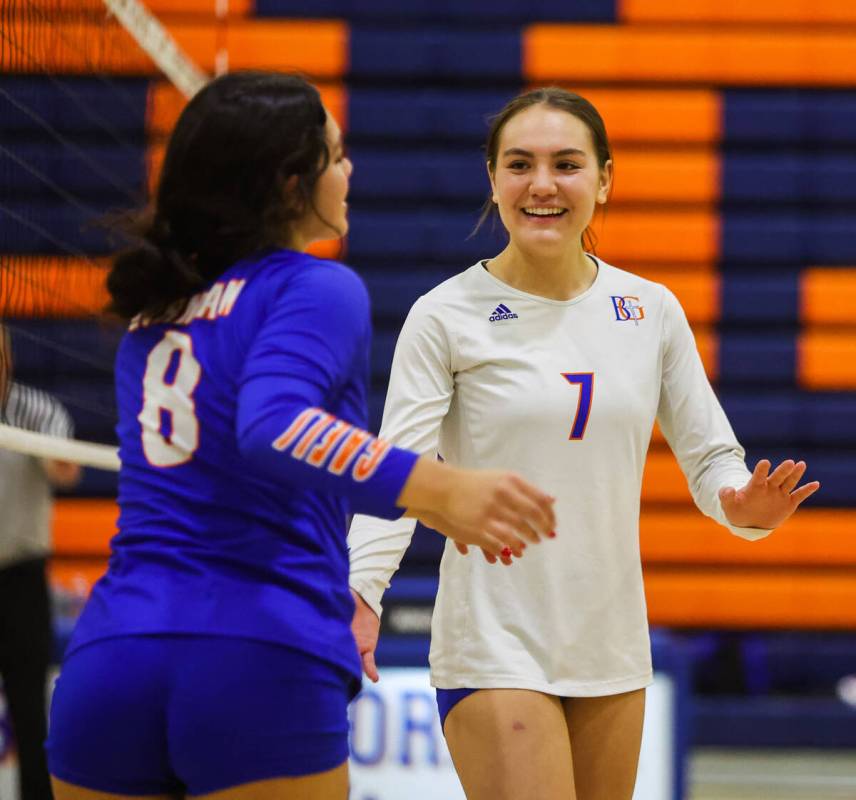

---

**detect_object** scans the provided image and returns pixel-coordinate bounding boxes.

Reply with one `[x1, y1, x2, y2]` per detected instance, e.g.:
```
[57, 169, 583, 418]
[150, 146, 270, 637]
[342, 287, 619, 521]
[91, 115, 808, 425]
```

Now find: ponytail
[106, 212, 205, 321]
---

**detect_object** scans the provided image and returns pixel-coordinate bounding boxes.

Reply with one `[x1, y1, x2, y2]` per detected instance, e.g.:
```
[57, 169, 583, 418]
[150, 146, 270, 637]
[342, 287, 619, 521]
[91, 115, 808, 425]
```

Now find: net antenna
[101, 0, 208, 100]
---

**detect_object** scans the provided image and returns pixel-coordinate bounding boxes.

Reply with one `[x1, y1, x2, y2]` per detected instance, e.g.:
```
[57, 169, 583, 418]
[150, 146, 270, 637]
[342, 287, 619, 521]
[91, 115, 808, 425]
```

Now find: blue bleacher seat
[9, 319, 121, 379]
[0, 202, 120, 254]
[348, 89, 520, 143]
[1, 144, 145, 203]
[718, 334, 796, 385]
[744, 449, 851, 506]
[370, 329, 398, 381]
[256, 0, 615, 23]
[349, 148, 488, 202]
[804, 394, 856, 446]
[742, 633, 856, 695]
[694, 696, 856, 747]
[722, 213, 856, 264]
[721, 391, 856, 448]
[0, 77, 148, 140]
[723, 154, 856, 204]
[725, 91, 856, 145]
[65, 465, 118, 497]
[720, 273, 800, 323]
[350, 29, 522, 80]
[360, 268, 458, 317]
[348, 209, 507, 263]
[720, 392, 801, 444]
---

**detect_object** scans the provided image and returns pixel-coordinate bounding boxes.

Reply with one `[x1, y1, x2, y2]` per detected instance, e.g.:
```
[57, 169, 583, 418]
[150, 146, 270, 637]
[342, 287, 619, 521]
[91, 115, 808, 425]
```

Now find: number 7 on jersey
[561, 372, 594, 440]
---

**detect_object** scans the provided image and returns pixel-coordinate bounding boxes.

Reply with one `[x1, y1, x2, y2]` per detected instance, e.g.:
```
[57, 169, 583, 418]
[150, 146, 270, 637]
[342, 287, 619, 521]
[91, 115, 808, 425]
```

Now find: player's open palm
[719, 459, 820, 530]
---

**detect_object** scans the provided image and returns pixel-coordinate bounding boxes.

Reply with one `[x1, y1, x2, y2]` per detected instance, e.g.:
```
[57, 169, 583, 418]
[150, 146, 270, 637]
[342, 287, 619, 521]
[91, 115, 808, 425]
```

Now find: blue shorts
[436, 688, 478, 731]
[46, 635, 355, 796]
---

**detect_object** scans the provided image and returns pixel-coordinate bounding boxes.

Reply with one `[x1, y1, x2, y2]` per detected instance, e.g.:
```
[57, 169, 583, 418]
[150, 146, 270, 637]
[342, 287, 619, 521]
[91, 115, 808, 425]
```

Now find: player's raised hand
[398, 458, 556, 561]
[350, 589, 380, 683]
[719, 459, 820, 530]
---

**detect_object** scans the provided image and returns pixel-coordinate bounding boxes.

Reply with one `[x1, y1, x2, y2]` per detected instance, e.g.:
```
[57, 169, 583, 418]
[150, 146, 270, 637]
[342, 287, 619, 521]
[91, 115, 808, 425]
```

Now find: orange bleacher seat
[611, 148, 719, 205]
[22, 0, 252, 14]
[634, 271, 720, 325]
[801, 268, 856, 326]
[620, 0, 856, 24]
[642, 509, 856, 629]
[594, 209, 719, 264]
[641, 508, 856, 566]
[642, 450, 693, 504]
[51, 502, 856, 628]
[525, 26, 856, 86]
[8, 19, 347, 78]
[799, 332, 856, 390]
[0, 257, 109, 317]
[645, 569, 856, 629]
[549, 88, 722, 145]
[53, 498, 116, 555]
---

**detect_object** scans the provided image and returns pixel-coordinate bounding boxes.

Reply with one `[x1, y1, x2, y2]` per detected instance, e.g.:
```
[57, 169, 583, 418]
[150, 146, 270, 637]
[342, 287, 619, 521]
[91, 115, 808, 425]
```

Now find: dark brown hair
[474, 87, 612, 252]
[106, 71, 333, 322]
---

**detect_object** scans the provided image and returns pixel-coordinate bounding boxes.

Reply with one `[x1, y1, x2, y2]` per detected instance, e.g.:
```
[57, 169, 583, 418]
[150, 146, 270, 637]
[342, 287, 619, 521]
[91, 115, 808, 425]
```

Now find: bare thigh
[52, 776, 176, 800]
[190, 762, 349, 800]
[561, 688, 646, 800]
[443, 689, 576, 800]
[53, 762, 349, 800]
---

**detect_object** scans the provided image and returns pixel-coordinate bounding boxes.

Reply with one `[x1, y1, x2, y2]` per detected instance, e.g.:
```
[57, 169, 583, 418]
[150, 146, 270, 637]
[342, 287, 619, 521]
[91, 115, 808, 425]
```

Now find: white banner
[349, 668, 675, 800]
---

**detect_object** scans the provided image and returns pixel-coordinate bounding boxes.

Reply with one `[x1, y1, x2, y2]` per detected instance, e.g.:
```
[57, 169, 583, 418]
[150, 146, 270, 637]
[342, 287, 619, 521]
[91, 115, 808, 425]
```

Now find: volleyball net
[0, 0, 211, 470]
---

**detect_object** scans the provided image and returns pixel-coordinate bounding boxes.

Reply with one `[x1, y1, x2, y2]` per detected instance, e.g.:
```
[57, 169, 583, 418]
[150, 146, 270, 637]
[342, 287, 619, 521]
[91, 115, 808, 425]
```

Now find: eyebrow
[502, 147, 587, 158]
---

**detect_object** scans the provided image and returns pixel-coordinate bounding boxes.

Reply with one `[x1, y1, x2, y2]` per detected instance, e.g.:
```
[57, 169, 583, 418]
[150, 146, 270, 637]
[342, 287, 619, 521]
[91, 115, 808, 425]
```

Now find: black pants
[0, 558, 53, 800]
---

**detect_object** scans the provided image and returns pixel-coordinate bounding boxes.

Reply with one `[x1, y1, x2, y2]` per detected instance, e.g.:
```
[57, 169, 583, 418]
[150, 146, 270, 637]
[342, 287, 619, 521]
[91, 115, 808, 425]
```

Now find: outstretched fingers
[766, 459, 796, 488]
[750, 459, 772, 486]
[790, 480, 821, 507]
[780, 461, 807, 493]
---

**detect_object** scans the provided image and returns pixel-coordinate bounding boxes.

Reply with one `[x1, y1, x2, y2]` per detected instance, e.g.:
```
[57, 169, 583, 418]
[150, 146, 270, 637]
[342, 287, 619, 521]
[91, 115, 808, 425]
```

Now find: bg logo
[611, 296, 645, 324]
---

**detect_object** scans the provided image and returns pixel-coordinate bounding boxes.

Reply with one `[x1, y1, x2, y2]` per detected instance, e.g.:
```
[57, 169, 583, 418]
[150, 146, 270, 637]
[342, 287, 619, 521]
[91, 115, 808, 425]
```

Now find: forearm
[349, 512, 420, 617]
[239, 404, 418, 519]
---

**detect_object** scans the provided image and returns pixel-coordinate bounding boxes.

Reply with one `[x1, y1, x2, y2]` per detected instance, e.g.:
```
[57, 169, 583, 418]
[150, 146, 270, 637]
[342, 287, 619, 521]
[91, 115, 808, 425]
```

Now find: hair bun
[106, 239, 202, 321]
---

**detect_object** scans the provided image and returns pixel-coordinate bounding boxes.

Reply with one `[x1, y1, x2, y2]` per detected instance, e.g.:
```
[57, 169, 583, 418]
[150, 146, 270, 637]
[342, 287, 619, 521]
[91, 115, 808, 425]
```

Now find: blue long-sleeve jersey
[68, 249, 418, 681]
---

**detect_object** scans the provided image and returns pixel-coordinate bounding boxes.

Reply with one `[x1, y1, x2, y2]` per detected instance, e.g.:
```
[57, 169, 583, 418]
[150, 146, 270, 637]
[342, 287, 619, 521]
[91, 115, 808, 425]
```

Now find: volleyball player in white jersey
[347, 87, 820, 800]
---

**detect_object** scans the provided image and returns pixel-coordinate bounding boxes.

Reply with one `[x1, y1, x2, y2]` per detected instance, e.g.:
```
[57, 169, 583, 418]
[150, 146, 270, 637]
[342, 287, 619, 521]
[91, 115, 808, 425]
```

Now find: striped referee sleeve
[6, 383, 74, 440]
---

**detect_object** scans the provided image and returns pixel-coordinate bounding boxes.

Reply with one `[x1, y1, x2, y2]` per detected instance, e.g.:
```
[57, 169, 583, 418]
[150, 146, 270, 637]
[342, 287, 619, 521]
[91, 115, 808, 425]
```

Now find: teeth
[523, 207, 565, 216]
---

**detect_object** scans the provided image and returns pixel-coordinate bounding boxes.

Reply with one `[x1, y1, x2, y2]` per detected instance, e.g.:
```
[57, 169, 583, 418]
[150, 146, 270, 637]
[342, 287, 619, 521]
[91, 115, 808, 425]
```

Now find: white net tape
[0, 423, 119, 470]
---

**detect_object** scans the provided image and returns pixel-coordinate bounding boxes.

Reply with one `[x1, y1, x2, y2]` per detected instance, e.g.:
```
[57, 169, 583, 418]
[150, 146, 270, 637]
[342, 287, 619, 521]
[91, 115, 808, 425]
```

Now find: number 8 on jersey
[139, 331, 202, 467]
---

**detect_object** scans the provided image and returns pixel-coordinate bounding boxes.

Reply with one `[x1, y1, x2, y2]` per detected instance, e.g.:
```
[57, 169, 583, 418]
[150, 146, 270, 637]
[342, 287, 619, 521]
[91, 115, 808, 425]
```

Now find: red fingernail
[501, 546, 512, 558]
[548, 531, 557, 538]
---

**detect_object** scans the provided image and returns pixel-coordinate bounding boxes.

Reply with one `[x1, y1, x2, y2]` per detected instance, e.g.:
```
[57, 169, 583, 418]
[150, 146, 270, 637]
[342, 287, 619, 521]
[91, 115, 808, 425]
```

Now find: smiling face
[488, 104, 612, 257]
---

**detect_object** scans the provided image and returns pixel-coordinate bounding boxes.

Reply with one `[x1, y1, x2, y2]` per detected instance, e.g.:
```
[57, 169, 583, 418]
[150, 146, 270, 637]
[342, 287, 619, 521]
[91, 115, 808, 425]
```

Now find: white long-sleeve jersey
[349, 258, 770, 696]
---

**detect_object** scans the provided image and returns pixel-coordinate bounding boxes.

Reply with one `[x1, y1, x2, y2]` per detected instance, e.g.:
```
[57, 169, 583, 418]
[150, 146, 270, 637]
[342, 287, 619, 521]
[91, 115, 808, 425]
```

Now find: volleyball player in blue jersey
[45, 72, 556, 800]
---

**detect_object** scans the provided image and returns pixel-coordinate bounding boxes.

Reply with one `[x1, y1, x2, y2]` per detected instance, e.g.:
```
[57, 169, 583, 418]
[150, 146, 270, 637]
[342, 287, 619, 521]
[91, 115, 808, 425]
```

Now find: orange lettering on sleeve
[352, 438, 392, 482]
[328, 429, 371, 475]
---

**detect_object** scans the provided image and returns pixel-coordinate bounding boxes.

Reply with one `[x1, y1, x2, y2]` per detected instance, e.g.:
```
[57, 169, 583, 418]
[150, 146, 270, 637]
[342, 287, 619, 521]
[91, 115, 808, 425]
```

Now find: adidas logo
[488, 303, 518, 322]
